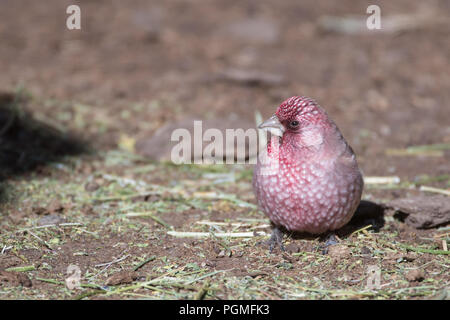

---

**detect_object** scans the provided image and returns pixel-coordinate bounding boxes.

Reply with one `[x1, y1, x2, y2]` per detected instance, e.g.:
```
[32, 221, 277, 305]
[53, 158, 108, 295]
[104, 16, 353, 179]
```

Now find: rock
[136, 117, 257, 163]
[105, 271, 138, 286]
[404, 252, 419, 262]
[328, 244, 351, 259]
[217, 250, 226, 258]
[285, 243, 301, 254]
[387, 195, 450, 229]
[37, 214, 66, 226]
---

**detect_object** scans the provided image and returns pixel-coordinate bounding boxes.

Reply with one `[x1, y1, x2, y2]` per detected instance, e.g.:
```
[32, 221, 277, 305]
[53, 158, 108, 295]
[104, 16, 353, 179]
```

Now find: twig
[73, 290, 106, 300]
[104, 266, 186, 296]
[35, 278, 63, 285]
[350, 224, 373, 237]
[89, 252, 129, 281]
[192, 192, 258, 209]
[73, 227, 99, 237]
[35, 277, 103, 289]
[386, 148, 443, 157]
[397, 243, 450, 255]
[419, 185, 450, 196]
[19, 223, 83, 232]
[5, 265, 36, 272]
[196, 221, 251, 227]
[407, 143, 450, 151]
[89, 251, 131, 280]
[1, 246, 12, 254]
[94, 254, 130, 268]
[194, 281, 209, 300]
[386, 143, 450, 157]
[133, 256, 156, 271]
[167, 231, 267, 238]
[184, 270, 230, 286]
[364, 176, 400, 184]
[92, 192, 160, 202]
[26, 230, 52, 250]
[126, 212, 172, 229]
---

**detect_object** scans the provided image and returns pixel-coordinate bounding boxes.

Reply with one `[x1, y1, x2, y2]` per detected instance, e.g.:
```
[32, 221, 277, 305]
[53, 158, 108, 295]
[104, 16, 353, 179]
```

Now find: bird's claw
[268, 227, 285, 253]
[320, 232, 339, 255]
[325, 233, 339, 247]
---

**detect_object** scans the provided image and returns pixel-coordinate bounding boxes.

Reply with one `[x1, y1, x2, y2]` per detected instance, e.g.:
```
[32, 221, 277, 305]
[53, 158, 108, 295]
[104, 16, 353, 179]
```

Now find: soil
[0, 0, 449, 300]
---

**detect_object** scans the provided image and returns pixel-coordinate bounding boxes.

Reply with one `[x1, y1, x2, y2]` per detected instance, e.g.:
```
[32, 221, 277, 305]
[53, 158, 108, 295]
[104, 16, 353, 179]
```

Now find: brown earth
[0, 0, 449, 300]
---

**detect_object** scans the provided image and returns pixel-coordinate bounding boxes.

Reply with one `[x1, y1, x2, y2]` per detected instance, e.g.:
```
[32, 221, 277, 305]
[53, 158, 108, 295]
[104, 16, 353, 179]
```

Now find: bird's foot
[268, 226, 285, 253]
[320, 232, 339, 255]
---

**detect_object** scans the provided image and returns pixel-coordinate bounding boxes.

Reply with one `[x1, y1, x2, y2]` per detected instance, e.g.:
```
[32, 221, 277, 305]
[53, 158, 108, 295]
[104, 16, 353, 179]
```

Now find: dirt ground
[0, 0, 449, 300]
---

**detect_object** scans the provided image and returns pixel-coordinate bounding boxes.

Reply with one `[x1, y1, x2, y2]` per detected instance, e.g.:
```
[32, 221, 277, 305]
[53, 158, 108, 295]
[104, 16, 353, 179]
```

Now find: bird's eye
[289, 120, 300, 128]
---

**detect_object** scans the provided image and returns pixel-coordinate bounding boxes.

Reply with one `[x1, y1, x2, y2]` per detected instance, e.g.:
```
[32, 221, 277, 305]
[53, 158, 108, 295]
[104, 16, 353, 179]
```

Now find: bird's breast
[253, 151, 362, 233]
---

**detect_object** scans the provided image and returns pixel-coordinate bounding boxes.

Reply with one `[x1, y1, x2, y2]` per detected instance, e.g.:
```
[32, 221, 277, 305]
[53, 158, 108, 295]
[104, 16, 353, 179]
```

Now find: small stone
[405, 269, 425, 282]
[136, 117, 256, 162]
[284, 243, 301, 254]
[205, 260, 216, 268]
[105, 271, 138, 286]
[85, 181, 100, 192]
[328, 244, 351, 259]
[404, 252, 418, 262]
[37, 214, 66, 226]
[47, 199, 64, 213]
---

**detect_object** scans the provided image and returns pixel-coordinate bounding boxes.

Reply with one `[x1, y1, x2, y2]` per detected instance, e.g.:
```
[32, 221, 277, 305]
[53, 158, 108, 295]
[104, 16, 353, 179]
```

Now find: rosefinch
[253, 96, 363, 251]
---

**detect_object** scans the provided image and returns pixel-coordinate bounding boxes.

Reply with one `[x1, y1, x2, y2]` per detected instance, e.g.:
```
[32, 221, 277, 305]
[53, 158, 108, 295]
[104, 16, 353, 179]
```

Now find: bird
[252, 96, 363, 251]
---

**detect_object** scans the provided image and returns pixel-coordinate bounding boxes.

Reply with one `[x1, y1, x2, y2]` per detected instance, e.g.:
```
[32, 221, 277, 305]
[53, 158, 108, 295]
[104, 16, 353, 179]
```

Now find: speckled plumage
[253, 96, 363, 234]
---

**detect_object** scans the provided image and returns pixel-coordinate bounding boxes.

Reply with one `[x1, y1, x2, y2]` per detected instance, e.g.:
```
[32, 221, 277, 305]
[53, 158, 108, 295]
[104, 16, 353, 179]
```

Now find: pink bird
[253, 96, 363, 251]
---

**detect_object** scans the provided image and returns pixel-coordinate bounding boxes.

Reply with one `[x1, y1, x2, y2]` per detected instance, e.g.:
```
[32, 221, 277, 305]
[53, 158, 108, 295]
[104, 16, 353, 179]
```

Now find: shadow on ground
[0, 91, 87, 201]
[285, 200, 386, 242]
[342, 200, 386, 234]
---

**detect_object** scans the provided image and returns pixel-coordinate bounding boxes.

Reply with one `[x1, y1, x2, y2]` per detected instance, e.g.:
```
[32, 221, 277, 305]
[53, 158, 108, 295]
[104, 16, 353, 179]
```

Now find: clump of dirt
[0, 271, 32, 288]
[105, 271, 139, 286]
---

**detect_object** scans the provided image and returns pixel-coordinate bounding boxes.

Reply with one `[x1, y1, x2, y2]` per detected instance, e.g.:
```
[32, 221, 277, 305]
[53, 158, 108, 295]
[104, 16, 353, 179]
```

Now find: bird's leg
[321, 232, 339, 254]
[325, 232, 339, 246]
[268, 226, 285, 253]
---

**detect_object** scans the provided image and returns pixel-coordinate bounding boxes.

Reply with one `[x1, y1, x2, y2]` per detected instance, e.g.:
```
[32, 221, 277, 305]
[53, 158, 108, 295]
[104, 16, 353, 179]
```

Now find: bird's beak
[258, 114, 285, 137]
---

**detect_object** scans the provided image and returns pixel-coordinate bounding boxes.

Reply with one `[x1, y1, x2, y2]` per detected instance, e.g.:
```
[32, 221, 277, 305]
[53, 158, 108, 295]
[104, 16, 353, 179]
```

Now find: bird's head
[259, 96, 333, 149]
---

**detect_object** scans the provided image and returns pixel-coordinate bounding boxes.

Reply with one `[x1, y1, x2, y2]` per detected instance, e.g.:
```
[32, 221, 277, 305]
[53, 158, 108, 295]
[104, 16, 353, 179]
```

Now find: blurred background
[0, 0, 449, 300]
[0, 0, 449, 179]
